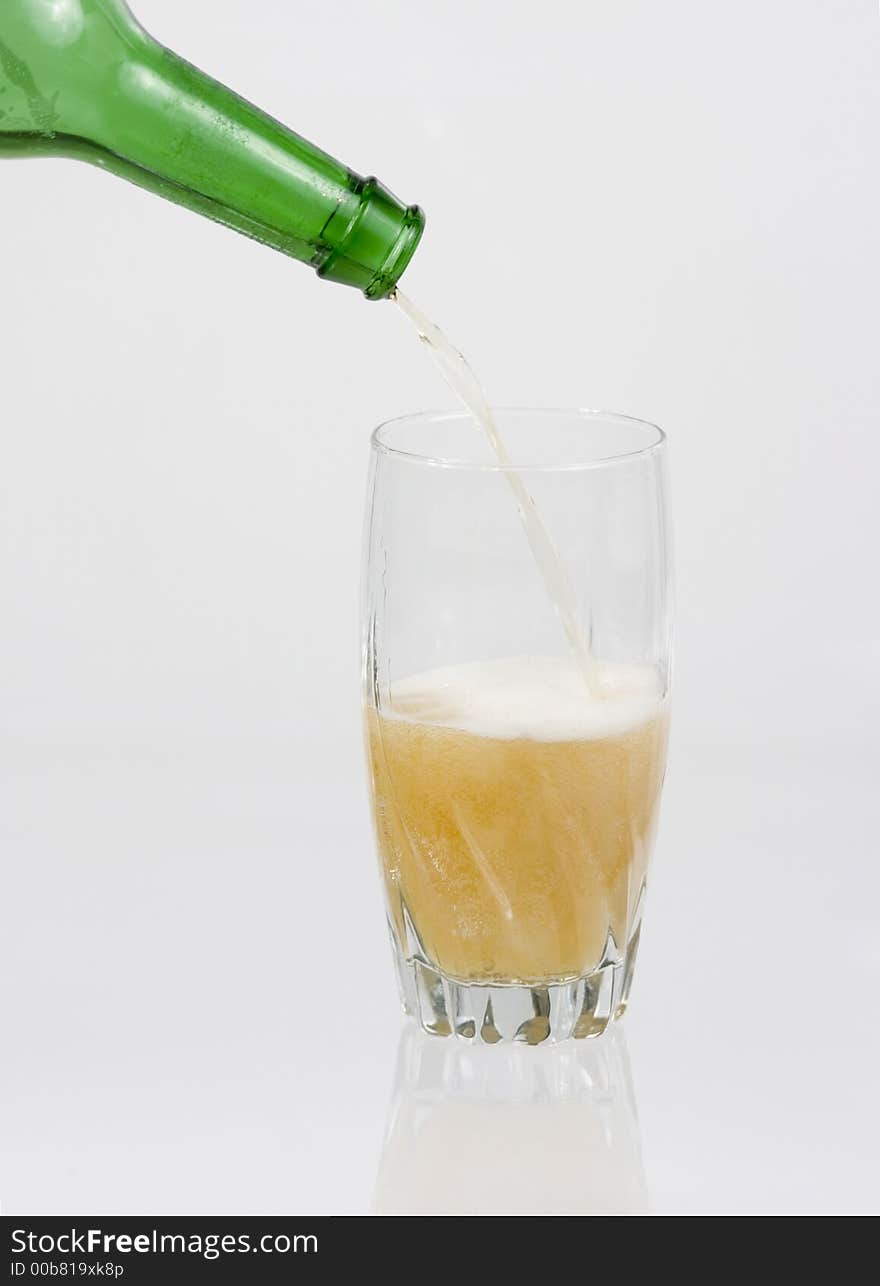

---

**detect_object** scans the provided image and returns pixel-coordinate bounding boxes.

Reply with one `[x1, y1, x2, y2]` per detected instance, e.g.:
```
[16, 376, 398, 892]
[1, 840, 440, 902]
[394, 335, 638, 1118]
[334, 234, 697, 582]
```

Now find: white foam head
[384, 656, 665, 741]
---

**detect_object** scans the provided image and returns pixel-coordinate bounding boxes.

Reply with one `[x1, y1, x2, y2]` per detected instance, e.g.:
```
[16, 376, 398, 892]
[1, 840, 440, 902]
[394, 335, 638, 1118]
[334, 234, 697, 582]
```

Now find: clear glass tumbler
[362, 410, 671, 1044]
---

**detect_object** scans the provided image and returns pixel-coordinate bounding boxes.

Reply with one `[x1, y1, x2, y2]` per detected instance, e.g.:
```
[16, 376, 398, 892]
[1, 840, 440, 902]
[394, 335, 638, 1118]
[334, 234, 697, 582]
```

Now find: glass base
[389, 921, 641, 1045]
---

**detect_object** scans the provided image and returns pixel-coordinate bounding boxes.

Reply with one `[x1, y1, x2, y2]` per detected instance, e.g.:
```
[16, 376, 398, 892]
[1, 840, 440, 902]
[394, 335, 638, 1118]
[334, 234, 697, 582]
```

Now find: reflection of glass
[373, 1025, 649, 1214]
[362, 411, 671, 1042]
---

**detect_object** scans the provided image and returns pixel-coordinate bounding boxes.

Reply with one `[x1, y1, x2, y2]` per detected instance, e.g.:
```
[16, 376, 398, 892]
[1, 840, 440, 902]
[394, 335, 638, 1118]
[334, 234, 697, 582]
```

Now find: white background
[1, 0, 878, 1214]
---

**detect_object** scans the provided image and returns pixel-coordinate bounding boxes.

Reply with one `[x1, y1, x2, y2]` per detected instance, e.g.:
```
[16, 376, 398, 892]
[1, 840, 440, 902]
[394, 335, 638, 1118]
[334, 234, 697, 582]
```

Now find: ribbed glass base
[389, 922, 642, 1045]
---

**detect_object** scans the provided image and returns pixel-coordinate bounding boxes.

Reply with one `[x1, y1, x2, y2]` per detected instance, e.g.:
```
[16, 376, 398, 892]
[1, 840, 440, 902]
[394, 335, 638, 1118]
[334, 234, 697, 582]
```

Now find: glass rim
[370, 408, 666, 472]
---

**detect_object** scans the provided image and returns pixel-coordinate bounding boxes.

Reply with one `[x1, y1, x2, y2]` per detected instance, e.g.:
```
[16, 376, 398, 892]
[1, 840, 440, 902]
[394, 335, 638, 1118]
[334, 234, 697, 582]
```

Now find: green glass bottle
[0, 0, 424, 298]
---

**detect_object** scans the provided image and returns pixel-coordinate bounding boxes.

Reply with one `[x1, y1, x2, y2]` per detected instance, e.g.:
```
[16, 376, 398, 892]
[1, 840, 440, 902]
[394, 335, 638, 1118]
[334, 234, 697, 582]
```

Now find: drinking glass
[362, 410, 671, 1044]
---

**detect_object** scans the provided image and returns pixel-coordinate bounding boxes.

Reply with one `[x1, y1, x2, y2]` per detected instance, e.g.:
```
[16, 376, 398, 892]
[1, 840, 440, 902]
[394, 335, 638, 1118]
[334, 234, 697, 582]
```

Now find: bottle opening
[317, 177, 425, 298]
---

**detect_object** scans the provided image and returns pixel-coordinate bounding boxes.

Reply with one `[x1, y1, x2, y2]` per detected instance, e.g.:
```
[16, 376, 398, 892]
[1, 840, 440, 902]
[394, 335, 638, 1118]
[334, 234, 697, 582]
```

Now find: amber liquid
[383, 302, 666, 987]
[366, 660, 668, 984]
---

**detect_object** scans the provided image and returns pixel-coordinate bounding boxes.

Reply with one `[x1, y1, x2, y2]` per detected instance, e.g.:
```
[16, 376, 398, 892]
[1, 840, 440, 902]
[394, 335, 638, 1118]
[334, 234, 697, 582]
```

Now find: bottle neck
[0, 0, 424, 297]
[311, 176, 425, 299]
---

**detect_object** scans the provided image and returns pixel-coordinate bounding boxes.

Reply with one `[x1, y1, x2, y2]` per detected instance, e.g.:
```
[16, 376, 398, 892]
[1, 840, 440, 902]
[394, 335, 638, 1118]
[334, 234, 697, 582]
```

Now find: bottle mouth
[363, 204, 425, 300]
[317, 177, 425, 299]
